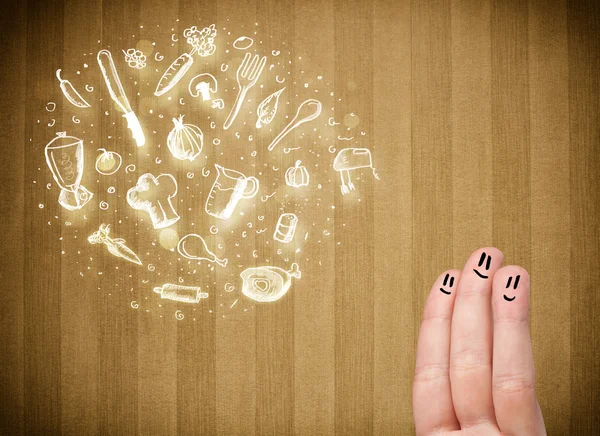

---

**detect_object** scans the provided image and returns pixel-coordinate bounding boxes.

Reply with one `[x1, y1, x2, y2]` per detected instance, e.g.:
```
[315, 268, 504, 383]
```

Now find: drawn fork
[223, 53, 267, 130]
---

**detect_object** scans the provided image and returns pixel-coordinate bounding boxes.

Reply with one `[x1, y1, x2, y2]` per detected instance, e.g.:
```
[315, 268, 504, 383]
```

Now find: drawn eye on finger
[439, 273, 456, 295]
[473, 252, 491, 279]
[503, 274, 520, 302]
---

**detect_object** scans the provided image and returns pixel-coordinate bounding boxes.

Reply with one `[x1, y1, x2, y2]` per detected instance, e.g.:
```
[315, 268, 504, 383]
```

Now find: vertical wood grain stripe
[528, 0, 571, 433]
[373, 0, 414, 434]
[254, 2, 296, 435]
[24, 1, 64, 434]
[212, 4, 258, 436]
[451, 0, 493, 257]
[96, 3, 140, 435]
[0, 1, 26, 435]
[293, 1, 336, 435]
[568, 0, 600, 433]
[136, 2, 179, 434]
[334, 0, 375, 435]
[491, 0, 531, 266]
[412, 0, 454, 321]
[59, 1, 101, 434]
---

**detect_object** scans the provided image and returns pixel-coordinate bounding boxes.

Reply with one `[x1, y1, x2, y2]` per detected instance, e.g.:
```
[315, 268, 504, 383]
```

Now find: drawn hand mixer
[333, 148, 379, 195]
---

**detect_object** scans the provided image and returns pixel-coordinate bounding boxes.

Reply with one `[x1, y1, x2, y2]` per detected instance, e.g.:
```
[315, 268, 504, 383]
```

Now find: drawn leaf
[256, 87, 285, 128]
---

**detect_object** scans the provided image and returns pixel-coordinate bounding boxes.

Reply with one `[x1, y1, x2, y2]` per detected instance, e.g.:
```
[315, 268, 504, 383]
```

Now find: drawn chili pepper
[56, 69, 91, 108]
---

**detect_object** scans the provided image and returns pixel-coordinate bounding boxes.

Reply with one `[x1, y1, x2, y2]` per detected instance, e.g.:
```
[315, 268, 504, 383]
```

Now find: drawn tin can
[273, 213, 298, 243]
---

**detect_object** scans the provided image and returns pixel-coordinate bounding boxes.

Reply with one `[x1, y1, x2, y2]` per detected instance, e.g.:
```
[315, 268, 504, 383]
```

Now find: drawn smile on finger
[503, 274, 520, 302]
[439, 273, 455, 295]
[473, 251, 492, 279]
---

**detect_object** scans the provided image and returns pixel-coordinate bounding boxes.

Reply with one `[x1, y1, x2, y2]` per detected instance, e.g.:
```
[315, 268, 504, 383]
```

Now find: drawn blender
[223, 53, 267, 130]
[44, 132, 93, 211]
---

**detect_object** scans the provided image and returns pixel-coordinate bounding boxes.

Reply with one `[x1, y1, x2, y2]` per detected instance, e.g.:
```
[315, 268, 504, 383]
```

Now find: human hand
[413, 247, 547, 435]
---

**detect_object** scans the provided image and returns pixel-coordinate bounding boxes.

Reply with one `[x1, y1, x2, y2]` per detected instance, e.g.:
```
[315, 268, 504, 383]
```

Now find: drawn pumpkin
[285, 160, 309, 188]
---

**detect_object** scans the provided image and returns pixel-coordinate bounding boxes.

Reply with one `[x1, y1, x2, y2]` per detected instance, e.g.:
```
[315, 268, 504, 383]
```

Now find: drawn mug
[205, 164, 259, 220]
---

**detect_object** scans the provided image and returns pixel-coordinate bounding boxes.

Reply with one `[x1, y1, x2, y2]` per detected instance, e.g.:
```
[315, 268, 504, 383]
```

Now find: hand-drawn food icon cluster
[44, 24, 379, 309]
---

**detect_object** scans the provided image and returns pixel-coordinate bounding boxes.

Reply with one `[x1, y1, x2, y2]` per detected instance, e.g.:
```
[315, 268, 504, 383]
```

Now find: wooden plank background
[0, 0, 598, 434]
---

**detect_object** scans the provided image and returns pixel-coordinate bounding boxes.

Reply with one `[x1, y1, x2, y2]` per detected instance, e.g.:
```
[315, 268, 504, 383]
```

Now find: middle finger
[450, 247, 503, 429]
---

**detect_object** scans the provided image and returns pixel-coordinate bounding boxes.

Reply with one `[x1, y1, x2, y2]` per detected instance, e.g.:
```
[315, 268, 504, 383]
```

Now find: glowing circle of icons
[43, 20, 380, 309]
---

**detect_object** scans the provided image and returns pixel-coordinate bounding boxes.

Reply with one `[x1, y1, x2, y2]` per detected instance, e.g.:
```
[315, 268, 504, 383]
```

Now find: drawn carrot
[154, 25, 217, 97]
[88, 224, 142, 265]
[56, 69, 91, 108]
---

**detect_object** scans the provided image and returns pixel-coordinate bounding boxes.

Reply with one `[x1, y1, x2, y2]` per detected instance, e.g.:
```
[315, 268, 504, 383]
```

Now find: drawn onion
[167, 115, 203, 161]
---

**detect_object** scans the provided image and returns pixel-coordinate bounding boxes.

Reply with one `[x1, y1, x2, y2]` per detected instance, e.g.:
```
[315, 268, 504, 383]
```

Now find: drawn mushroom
[188, 73, 218, 101]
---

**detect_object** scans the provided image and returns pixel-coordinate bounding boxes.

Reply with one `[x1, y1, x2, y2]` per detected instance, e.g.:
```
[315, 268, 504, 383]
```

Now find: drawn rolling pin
[97, 49, 145, 147]
[153, 284, 209, 304]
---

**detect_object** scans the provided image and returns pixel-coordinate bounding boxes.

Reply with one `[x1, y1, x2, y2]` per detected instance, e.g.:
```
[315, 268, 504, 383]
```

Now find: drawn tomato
[95, 148, 122, 175]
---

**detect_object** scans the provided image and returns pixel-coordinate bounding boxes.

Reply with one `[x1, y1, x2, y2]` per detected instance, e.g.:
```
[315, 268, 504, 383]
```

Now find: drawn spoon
[267, 99, 322, 151]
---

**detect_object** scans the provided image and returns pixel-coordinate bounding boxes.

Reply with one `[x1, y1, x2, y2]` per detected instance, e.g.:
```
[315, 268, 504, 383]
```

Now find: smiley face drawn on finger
[473, 251, 492, 279]
[439, 273, 455, 295]
[503, 274, 520, 301]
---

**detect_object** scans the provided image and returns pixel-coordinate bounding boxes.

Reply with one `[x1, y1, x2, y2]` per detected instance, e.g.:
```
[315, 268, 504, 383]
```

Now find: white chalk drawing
[155, 25, 217, 97]
[167, 115, 203, 161]
[220, 63, 228, 72]
[95, 148, 122, 175]
[333, 148, 380, 195]
[240, 263, 301, 302]
[267, 99, 322, 151]
[256, 87, 285, 128]
[97, 49, 145, 147]
[72, 116, 80, 124]
[188, 73, 217, 101]
[272, 50, 280, 56]
[328, 117, 340, 126]
[205, 164, 259, 220]
[283, 146, 300, 154]
[123, 48, 147, 69]
[273, 213, 298, 243]
[260, 191, 276, 202]
[177, 233, 227, 267]
[85, 84, 94, 92]
[125, 164, 136, 173]
[275, 75, 285, 84]
[127, 173, 180, 229]
[154, 52, 164, 61]
[285, 160, 309, 187]
[211, 99, 224, 109]
[88, 223, 142, 265]
[153, 283, 209, 304]
[56, 69, 91, 108]
[232, 36, 254, 50]
[223, 52, 267, 130]
[46, 102, 56, 112]
[99, 201, 109, 210]
[45, 132, 93, 211]
[48, 119, 55, 127]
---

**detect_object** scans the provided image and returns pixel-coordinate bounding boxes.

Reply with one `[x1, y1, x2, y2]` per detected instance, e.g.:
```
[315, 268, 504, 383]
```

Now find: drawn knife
[97, 49, 145, 147]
